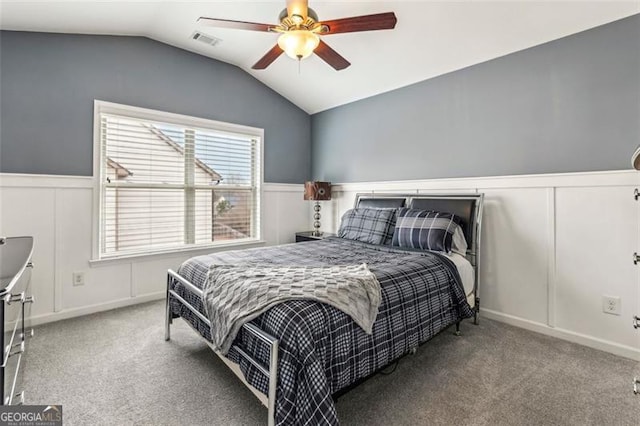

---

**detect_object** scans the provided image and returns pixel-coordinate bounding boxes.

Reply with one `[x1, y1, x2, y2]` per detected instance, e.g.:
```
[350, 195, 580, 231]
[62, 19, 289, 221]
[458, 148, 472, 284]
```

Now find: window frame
[92, 100, 264, 261]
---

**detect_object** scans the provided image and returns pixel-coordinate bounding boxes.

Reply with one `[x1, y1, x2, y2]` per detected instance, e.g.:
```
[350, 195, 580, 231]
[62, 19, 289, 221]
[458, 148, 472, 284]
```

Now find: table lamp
[304, 181, 331, 236]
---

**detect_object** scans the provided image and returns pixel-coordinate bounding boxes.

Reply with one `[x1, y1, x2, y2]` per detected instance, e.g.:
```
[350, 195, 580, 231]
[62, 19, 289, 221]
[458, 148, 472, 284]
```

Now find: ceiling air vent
[191, 31, 222, 47]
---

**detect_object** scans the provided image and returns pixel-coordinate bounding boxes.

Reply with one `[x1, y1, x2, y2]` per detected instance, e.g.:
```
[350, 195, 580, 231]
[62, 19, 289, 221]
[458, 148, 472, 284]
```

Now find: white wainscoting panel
[132, 257, 184, 298]
[555, 186, 638, 349]
[0, 186, 56, 317]
[55, 187, 131, 310]
[330, 170, 640, 360]
[0, 174, 308, 326]
[479, 188, 550, 325]
[2, 170, 639, 359]
[264, 184, 311, 245]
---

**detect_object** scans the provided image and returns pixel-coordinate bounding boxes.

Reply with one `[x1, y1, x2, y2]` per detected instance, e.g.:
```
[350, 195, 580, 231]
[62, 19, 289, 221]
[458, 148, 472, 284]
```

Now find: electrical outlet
[72, 271, 85, 287]
[602, 295, 621, 316]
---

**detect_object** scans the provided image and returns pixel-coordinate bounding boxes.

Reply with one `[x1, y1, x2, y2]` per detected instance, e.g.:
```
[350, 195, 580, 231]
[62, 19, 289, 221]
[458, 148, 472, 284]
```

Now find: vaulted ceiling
[1, 1, 638, 113]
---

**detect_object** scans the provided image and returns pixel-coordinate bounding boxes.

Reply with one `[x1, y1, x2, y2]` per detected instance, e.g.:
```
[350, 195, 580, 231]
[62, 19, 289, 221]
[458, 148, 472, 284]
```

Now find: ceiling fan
[198, 0, 397, 71]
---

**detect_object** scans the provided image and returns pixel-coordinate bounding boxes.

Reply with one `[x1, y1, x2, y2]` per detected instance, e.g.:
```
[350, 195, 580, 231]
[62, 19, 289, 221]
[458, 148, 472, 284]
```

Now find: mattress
[446, 253, 475, 306]
[170, 237, 474, 425]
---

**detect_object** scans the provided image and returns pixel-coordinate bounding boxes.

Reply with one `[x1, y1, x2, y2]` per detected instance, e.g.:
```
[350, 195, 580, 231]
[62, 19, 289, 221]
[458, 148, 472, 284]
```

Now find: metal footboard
[165, 269, 279, 426]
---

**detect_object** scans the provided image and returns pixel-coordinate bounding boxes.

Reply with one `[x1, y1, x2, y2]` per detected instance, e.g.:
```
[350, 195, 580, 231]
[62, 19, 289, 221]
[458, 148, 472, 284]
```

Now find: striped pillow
[338, 208, 397, 245]
[391, 208, 463, 253]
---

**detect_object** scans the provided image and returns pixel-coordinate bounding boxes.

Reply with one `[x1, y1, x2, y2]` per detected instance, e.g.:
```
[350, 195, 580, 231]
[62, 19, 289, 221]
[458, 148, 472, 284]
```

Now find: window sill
[89, 239, 266, 267]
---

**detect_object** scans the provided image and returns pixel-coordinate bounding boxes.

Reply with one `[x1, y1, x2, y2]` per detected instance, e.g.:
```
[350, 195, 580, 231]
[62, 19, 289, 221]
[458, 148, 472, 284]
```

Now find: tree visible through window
[96, 102, 262, 258]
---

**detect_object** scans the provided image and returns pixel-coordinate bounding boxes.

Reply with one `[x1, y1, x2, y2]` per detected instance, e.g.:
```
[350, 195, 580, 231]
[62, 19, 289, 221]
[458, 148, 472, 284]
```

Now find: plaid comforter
[170, 237, 473, 425]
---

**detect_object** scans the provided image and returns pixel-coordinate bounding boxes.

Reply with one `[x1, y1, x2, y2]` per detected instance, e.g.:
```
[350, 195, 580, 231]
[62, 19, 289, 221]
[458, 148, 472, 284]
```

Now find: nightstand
[295, 231, 336, 242]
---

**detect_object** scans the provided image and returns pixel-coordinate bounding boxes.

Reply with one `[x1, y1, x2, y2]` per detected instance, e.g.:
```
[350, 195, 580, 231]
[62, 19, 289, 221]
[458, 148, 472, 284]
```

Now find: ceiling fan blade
[198, 17, 274, 32]
[286, 0, 309, 20]
[314, 40, 351, 71]
[321, 12, 397, 35]
[252, 44, 284, 70]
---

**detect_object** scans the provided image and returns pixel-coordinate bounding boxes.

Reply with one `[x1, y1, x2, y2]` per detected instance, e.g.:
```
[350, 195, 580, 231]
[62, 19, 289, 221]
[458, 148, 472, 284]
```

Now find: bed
[165, 193, 484, 425]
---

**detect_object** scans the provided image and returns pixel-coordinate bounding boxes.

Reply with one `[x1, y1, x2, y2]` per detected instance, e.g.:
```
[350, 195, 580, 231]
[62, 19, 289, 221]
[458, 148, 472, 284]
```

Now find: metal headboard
[354, 192, 484, 323]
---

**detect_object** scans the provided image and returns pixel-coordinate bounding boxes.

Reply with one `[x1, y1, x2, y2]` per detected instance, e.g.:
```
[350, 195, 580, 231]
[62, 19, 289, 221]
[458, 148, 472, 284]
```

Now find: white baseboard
[26, 295, 640, 361]
[481, 308, 640, 361]
[28, 291, 165, 327]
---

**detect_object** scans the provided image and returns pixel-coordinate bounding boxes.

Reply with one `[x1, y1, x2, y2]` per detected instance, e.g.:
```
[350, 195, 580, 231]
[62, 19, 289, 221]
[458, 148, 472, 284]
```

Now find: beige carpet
[24, 301, 640, 425]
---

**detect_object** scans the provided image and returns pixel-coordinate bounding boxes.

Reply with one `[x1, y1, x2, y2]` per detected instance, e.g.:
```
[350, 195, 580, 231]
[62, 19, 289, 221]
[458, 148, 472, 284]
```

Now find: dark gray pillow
[391, 208, 463, 253]
[338, 208, 397, 245]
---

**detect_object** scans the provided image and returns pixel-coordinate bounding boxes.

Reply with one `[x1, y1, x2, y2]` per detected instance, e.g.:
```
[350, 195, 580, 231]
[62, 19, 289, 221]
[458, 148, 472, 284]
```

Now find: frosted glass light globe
[277, 30, 320, 60]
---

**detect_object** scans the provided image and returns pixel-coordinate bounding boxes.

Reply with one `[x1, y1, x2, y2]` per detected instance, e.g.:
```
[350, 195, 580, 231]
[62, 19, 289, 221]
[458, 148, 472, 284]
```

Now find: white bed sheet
[445, 253, 475, 307]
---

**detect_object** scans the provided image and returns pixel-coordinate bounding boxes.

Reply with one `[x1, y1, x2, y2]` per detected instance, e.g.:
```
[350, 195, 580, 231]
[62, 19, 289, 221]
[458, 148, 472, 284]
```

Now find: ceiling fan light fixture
[200, 7, 396, 71]
[277, 30, 320, 60]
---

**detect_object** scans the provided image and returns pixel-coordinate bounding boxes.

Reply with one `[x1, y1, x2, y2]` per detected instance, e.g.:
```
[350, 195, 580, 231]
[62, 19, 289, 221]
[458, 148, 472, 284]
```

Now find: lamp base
[312, 201, 322, 236]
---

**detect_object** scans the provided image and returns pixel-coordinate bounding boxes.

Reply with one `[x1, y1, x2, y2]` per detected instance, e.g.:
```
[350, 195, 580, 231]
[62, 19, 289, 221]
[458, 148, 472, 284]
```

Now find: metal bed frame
[164, 193, 483, 426]
[165, 270, 279, 425]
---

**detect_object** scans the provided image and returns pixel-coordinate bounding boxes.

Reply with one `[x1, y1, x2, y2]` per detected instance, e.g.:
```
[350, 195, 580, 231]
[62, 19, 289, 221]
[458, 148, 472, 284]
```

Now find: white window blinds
[97, 106, 261, 258]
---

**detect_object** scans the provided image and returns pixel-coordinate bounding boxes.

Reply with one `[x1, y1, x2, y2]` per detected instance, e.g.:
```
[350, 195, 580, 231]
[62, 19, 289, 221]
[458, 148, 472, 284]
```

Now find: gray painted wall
[311, 14, 640, 183]
[0, 31, 311, 183]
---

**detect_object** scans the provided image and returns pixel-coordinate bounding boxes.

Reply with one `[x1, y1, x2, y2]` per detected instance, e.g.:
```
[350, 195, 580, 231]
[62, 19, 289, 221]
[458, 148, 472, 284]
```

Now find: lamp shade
[304, 181, 331, 201]
[633, 145, 640, 171]
[278, 30, 320, 60]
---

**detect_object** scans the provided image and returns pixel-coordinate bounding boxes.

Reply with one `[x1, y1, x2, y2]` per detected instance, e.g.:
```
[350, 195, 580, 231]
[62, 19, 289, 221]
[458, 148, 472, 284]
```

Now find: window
[93, 101, 262, 259]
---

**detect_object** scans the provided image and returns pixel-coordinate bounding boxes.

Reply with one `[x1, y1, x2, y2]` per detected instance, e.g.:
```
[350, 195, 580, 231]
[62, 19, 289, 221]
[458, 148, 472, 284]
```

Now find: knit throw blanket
[203, 263, 381, 354]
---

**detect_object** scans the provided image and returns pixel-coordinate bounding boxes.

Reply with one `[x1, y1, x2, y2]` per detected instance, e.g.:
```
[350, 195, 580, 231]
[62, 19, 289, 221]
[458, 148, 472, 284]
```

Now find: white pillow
[451, 226, 468, 256]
